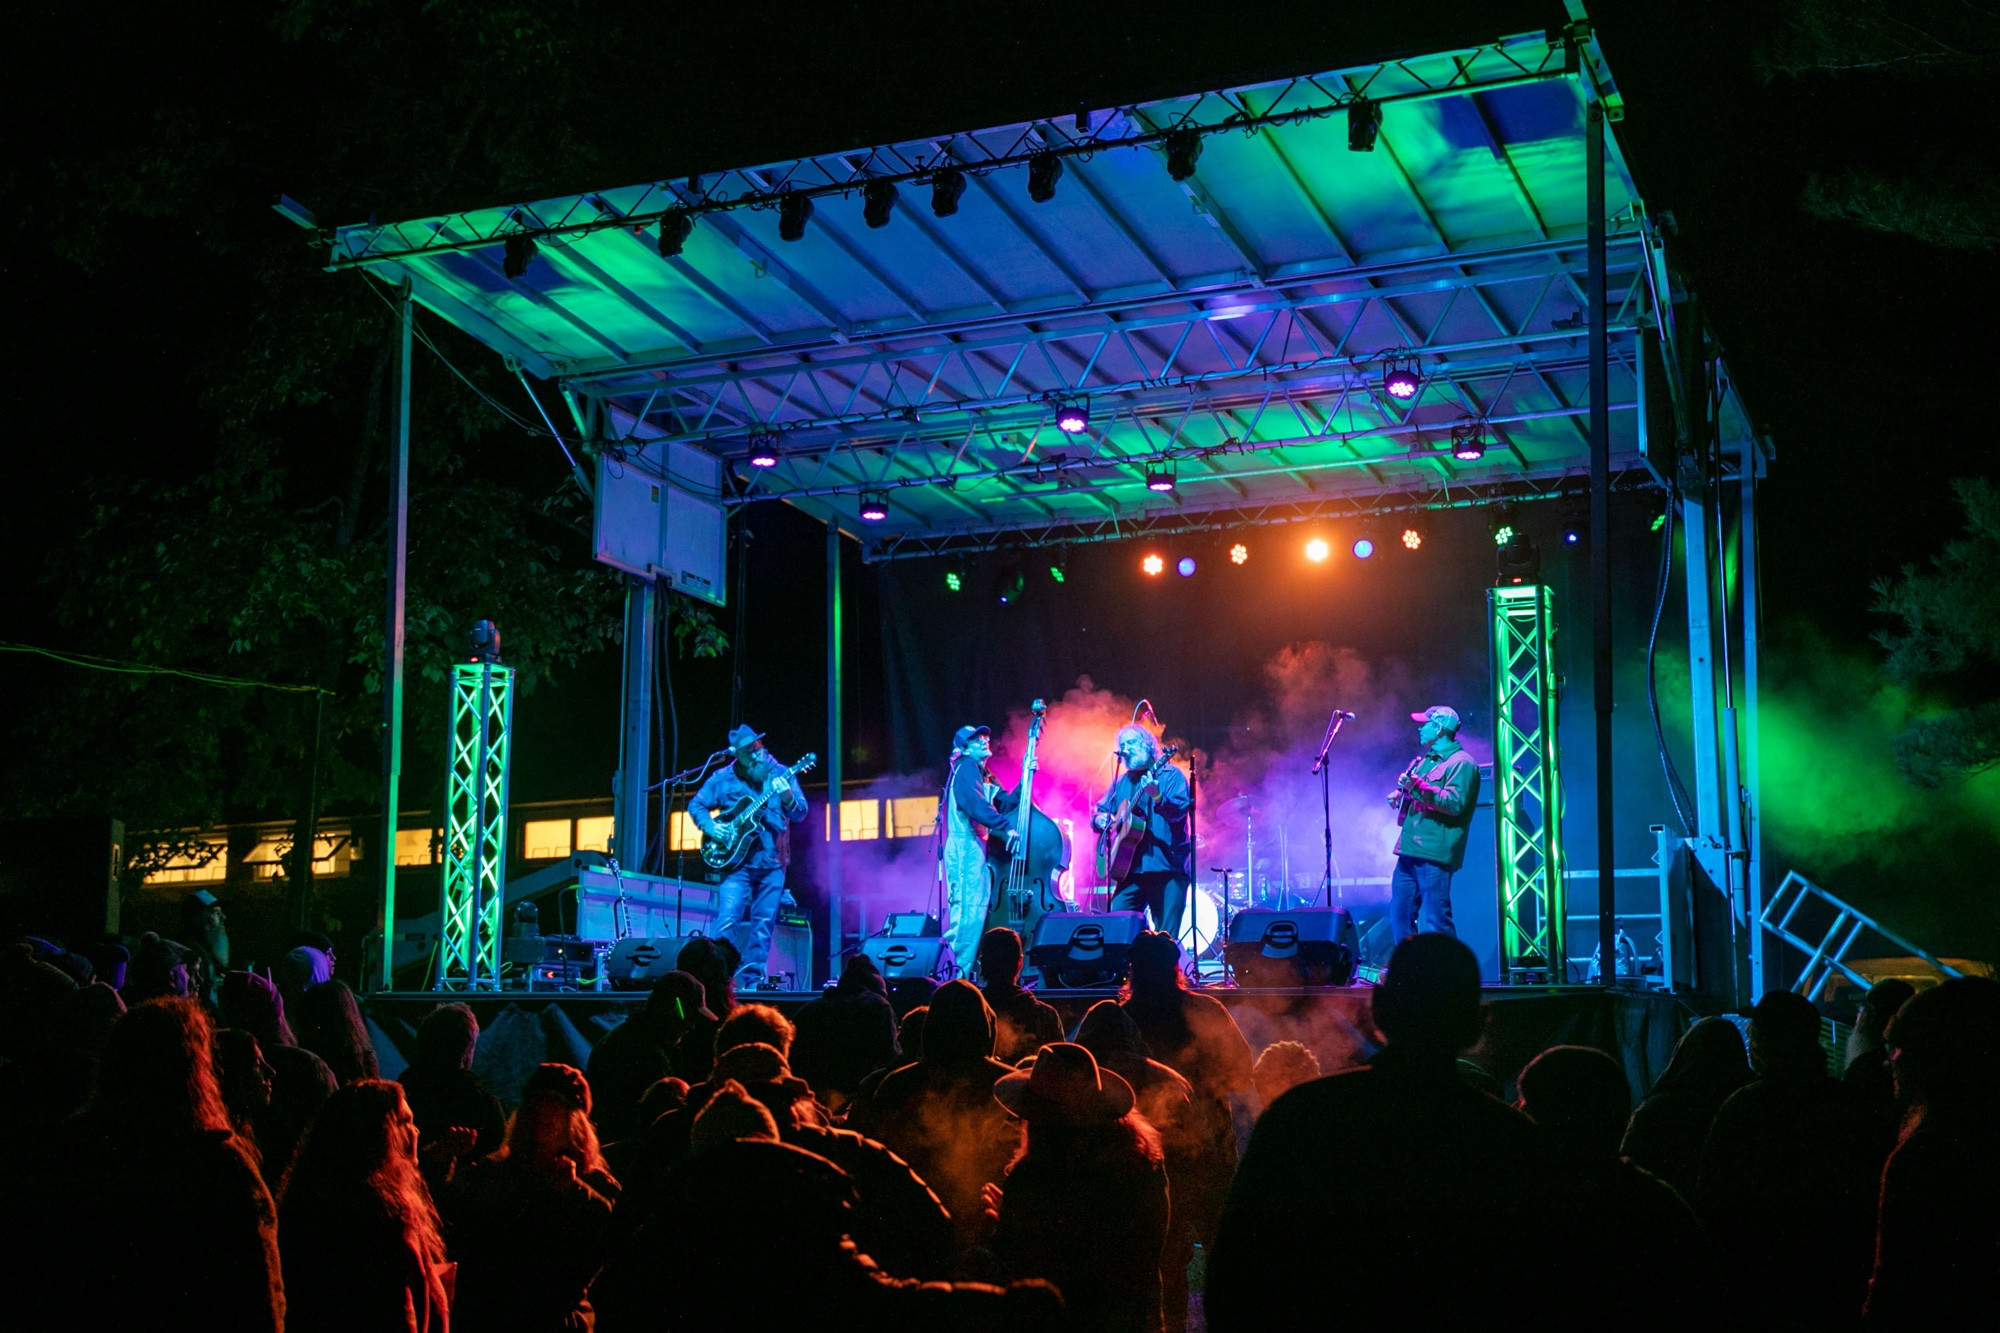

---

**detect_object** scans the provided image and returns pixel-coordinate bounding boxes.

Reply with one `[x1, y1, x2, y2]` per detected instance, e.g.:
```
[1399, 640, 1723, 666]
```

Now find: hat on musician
[1409, 705, 1461, 732]
[727, 724, 767, 754]
[951, 724, 991, 753]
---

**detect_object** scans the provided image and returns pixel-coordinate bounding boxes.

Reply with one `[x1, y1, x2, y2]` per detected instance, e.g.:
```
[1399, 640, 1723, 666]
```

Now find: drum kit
[1174, 791, 1325, 963]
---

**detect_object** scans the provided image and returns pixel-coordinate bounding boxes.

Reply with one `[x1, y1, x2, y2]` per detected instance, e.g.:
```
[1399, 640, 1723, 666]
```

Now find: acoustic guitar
[1094, 743, 1182, 884]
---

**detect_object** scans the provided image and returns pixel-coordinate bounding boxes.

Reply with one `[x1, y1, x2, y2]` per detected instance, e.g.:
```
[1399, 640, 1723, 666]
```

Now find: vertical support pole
[1652, 822, 1675, 990]
[1681, 489, 1725, 844]
[376, 283, 412, 993]
[1587, 101, 1616, 985]
[1739, 445, 1765, 993]
[616, 578, 656, 872]
[826, 520, 844, 982]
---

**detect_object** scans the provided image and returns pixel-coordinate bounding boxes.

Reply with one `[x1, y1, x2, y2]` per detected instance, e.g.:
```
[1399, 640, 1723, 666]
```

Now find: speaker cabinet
[1027, 911, 1148, 988]
[1224, 906, 1358, 987]
[859, 934, 948, 979]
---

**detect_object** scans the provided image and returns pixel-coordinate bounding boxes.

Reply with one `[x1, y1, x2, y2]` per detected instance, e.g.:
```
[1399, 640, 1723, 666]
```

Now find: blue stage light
[1177, 557, 1197, 577]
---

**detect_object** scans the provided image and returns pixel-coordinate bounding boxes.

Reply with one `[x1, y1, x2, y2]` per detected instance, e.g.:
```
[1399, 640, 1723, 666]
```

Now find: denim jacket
[1392, 741, 1481, 873]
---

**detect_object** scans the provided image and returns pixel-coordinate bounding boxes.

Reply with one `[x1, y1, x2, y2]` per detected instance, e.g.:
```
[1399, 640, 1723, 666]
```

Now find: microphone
[1334, 709, 1357, 720]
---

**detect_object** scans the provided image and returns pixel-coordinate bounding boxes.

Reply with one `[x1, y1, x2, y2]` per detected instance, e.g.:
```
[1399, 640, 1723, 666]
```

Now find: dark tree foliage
[5, 1, 720, 894]
[1874, 479, 2000, 785]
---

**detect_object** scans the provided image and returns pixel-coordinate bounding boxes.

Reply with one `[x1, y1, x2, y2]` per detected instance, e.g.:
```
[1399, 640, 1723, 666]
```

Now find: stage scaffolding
[1490, 584, 1565, 984]
[330, 3, 1772, 1000]
[438, 661, 514, 990]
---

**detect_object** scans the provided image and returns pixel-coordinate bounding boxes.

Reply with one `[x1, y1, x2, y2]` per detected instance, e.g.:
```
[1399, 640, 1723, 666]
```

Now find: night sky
[6, 1, 1996, 959]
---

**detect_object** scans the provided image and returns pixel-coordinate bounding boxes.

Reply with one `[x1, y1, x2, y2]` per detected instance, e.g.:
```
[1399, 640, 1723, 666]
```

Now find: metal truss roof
[331, 14, 1754, 560]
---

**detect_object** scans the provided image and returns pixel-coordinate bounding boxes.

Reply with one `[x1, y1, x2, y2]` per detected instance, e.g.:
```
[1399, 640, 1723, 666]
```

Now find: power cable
[1, 641, 329, 695]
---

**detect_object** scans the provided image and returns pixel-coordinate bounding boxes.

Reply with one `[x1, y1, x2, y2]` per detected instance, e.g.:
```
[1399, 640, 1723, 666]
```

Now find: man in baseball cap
[942, 723, 1023, 979]
[1388, 704, 1481, 943]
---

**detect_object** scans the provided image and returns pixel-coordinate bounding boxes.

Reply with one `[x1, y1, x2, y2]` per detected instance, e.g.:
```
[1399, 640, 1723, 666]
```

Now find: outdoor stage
[362, 982, 1693, 1107]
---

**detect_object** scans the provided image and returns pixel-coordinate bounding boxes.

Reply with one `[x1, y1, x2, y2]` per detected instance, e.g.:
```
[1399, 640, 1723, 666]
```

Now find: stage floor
[363, 983, 1693, 1107]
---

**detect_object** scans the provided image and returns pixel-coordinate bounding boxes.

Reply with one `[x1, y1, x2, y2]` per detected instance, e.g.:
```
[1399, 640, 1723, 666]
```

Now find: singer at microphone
[1387, 704, 1481, 945]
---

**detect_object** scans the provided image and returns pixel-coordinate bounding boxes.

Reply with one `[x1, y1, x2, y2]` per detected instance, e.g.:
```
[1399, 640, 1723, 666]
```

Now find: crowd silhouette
[1, 923, 1993, 1330]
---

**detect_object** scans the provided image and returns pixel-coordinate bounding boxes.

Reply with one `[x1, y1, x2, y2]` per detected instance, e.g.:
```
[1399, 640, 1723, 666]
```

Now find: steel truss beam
[439, 662, 513, 990]
[329, 36, 1572, 273]
[1490, 584, 1566, 982]
[859, 467, 1654, 561]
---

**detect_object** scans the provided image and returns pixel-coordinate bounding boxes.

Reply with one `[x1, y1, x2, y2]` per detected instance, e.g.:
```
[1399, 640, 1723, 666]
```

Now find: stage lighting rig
[1399, 512, 1429, 551]
[1145, 464, 1177, 493]
[1558, 496, 1588, 548]
[1489, 505, 1518, 549]
[502, 232, 538, 279]
[778, 192, 813, 242]
[1230, 542, 1249, 565]
[930, 168, 967, 217]
[1305, 537, 1331, 563]
[863, 179, 898, 229]
[746, 433, 780, 468]
[1142, 553, 1165, 576]
[1348, 97, 1382, 152]
[1382, 357, 1421, 402]
[1164, 128, 1203, 181]
[1177, 556, 1197, 577]
[858, 492, 889, 522]
[1054, 399, 1090, 434]
[1352, 521, 1379, 559]
[1028, 152, 1064, 203]
[657, 209, 694, 258]
[1450, 422, 1488, 461]
[944, 569, 964, 593]
[1496, 532, 1541, 585]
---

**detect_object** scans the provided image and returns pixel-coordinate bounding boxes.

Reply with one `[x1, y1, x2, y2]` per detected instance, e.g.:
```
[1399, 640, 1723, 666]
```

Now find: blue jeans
[1389, 855, 1455, 942]
[714, 863, 786, 984]
[1111, 872, 1189, 941]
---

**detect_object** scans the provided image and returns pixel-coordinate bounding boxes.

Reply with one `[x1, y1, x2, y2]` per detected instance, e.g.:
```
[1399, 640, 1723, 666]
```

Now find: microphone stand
[1310, 709, 1351, 905]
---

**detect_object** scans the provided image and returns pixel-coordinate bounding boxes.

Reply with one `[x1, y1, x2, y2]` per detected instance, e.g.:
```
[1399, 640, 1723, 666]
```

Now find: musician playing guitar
[691, 723, 809, 988]
[941, 724, 1026, 979]
[1387, 705, 1482, 943]
[1092, 725, 1193, 939]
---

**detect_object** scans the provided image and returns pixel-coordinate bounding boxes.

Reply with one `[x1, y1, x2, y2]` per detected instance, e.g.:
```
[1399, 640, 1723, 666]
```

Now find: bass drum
[1176, 887, 1223, 958]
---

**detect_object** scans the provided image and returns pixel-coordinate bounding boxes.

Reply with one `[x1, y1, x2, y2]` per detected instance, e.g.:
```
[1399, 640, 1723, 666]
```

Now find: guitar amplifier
[1224, 907, 1358, 987]
[1027, 912, 1148, 988]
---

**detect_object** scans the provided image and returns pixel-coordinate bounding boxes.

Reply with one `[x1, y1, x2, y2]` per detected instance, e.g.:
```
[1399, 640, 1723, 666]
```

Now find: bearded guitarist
[691, 724, 809, 988]
[1091, 725, 1192, 939]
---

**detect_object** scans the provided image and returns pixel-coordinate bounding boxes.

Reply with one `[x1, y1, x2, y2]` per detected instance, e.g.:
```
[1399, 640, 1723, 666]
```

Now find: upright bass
[985, 700, 1069, 940]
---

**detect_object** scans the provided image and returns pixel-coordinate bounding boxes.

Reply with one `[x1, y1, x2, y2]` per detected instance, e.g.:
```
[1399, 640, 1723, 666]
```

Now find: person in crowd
[1207, 934, 1562, 1329]
[218, 968, 338, 1183]
[671, 937, 739, 1082]
[978, 928, 1062, 1064]
[1843, 977, 1916, 1131]
[790, 952, 900, 1110]
[44, 978, 126, 1127]
[1074, 1001, 1201, 1333]
[278, 1080, 452, 1332]
[27, 997, 283, 1330]
[293, 978, 379, 1086]
[850, 979, 1022, 1249]
[276, 944, 335, 1012]
[215, 1027, 276, 1169]
[714, 1000, 796, 1060]
[122, 931, 194, 1004]
[587, 970, 712, 1143]
[1865, 975, 2000, 1328]
[847, 1003, 925, 1123]
[1619, 1015, 1753, 1197]
[992, 1042, 1171, 1333]
[1517, 1045, 1713, 1329]
[446, 1063, 619, 1333]
[1250, 1040, 1322, 1109]
[1698, 989, 1887, 1330]
[398, 1001, 506, 1162]
[280, 930, 341, 975]
[178, 887, 230, 1002]
[1118, 932, 1254, 1106]
[0, 943, 84, 1131]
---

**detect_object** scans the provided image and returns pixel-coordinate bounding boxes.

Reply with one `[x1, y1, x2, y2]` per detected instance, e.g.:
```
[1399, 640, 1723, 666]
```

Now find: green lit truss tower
[1488, 585, 1566, 984]
[438, 625, 513, 990]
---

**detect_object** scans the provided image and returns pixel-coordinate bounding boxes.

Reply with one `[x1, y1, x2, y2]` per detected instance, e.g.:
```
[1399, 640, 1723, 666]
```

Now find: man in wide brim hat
[994, 1042, 1135, 1124]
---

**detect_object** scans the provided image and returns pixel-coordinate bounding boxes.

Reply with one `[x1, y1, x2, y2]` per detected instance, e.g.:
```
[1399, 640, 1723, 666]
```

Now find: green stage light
[945, 571, 962, 592]
[1650, 513, 1667, 532]
[1049, 565, 1065, 583]
[1493, 524, 1515, 547]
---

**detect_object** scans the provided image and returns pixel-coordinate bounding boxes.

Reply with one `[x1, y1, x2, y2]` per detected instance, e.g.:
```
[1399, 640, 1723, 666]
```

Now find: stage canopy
[329, 18, 1757, 560]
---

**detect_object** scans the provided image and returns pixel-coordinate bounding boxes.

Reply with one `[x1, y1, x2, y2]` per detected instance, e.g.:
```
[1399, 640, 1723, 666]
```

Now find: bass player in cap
[691, 724, 809, 988]
[940, 724, 1026, 979]
[1387, 705, 1481, 942]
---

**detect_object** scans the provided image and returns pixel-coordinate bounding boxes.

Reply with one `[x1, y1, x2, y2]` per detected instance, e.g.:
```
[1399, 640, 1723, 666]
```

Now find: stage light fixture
[1164, 128, 1203, 181]
[863, 179, 898, 229]
[1353, 536, 1375, 559]
[858, 492, 889, 522]
[1496, 532, 1542, 585]
[746, 433, 780, 468]
[1305, 537, 1331, 563]
[1145, 465, 1177, 493]
[1177, 556, 1197, 577]
[930, 168, 968, 217]
[1142, 553, 1165, 576]
[657, 209, 695, 258]
[1383, 364, 1420, 401]
[1054, 399, 1090, 434]
[778, 192, 813, 242]
[1650, 513, 1667, 533]
[997, 568, 1027, 605]
[1451, 423, 1488, 462]
[945, 570, 963, 592]
[1489, 504, 1519, 550]
[1230, 542, 1249, 565]
[1049, 564, 1066, 583]
[1401, 525, 1423, 551]
[502, 233, 538, 279]
[1348, 97, 1382, 152]
[1028, 152, 1064, 203]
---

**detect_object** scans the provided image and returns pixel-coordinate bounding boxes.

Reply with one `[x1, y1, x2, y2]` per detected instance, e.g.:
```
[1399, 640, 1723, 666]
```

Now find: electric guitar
[1095, 744, 1183, 883]
[700, 753, 818, 871]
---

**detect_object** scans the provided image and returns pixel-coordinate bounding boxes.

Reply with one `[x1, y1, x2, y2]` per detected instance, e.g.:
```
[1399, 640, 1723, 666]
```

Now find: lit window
[669, 810, 704, 851]
[245, 836, 340, 880]
[826, 799, 880, 841]
[888, 796, 938, 839]
[575, 816, 615, 853]
[144, 840, 227, 885]
[395, 829, 438, 866]
[523, 819, 573, 860]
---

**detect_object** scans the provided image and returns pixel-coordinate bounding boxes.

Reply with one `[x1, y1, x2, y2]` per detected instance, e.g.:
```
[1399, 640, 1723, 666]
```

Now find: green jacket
[1393, 741, 1481, 873]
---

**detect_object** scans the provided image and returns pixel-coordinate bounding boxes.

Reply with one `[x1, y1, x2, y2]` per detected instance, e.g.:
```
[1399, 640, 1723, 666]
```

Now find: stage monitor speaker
[859, 934, 948, 979]
[604, 935, 711, 989]
[1225, 906, 1357, 987]
[1028, 911, 1148, 988]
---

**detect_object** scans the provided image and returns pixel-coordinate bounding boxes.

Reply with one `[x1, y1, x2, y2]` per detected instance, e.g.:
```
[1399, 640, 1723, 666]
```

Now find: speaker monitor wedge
[859, 934, 948, 979]
[1224, 906, 1358, 987]
[1027, 911, 1148, 988]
